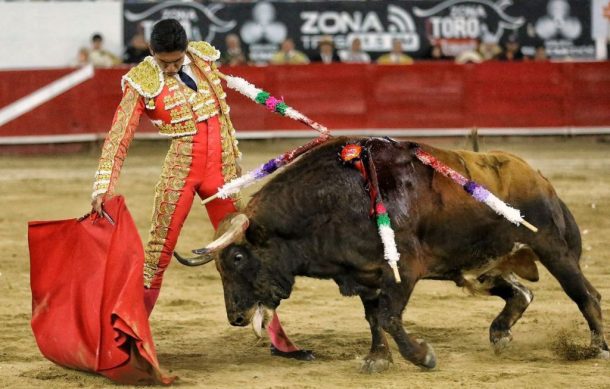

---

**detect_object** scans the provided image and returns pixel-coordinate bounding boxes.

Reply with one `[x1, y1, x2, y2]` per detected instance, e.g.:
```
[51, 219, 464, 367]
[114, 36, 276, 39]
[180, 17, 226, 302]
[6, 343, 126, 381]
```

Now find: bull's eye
[234, 253, 244, 263]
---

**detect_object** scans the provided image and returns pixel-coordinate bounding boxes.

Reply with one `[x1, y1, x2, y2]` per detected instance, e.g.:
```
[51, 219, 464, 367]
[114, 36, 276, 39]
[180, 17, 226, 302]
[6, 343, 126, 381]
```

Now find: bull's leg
[359, 293, 393, 373]
[535, 246, 609, 356]
[583, 277, 602, 303]
[378, 278, 436, 369]
[481, 274, 534, 354]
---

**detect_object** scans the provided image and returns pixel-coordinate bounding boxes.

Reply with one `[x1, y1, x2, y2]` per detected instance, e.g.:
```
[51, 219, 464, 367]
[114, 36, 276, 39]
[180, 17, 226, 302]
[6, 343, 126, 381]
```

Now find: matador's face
[151, 50, 186, 76]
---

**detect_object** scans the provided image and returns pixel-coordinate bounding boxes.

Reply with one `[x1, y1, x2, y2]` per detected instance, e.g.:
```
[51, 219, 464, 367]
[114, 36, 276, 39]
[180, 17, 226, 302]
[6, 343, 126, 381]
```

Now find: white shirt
[389, 53, 402, 64]
[341, 51, 371, 64]
[173, 55, 200, 86]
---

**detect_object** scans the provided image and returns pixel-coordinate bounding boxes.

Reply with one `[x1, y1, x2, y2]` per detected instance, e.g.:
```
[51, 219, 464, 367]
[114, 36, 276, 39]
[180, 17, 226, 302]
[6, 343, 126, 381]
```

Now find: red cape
[28, 196, 175, 385]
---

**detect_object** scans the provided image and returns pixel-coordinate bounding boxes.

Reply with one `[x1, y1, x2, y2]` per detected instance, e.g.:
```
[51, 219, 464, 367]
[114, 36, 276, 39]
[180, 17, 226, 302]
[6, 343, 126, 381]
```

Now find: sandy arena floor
[0, 136, 609, 388]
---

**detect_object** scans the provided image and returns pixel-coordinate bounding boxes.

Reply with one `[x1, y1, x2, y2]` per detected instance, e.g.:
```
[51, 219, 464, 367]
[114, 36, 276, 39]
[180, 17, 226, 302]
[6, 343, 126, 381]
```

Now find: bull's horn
[174, 213, 250, 266]
[173, 251, 215, 267]
[174, 214, 250, 267]
[191, 213, 250, 255]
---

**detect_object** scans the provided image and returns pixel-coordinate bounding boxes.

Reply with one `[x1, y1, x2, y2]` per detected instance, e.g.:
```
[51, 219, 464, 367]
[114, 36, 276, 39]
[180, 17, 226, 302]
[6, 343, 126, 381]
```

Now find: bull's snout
[228, 312, 250, 327]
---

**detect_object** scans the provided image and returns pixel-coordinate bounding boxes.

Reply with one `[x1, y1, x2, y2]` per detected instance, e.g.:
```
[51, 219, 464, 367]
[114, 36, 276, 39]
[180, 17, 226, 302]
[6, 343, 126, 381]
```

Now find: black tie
[178, 67, 198, 92]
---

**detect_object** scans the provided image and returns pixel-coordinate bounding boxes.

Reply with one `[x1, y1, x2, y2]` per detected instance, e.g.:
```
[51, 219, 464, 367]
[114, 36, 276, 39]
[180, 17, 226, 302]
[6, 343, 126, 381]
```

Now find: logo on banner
[124, 2, 236, 42]
[413, 0, 525, 41]
[240, 2, 288, 63]
[299, 5, 420, 52]
[535, 0, 581, 39]
[533, 0, 592, 58]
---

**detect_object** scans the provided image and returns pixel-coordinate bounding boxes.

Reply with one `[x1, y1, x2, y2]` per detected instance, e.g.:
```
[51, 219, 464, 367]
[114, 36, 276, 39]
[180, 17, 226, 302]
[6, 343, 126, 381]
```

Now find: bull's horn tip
[173, 251, 190, 265]
[173, 251, 215, 266]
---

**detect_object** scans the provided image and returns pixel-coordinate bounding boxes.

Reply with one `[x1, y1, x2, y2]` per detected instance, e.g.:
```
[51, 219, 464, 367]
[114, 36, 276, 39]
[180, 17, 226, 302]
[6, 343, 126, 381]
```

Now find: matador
[91, 19, 310, 359]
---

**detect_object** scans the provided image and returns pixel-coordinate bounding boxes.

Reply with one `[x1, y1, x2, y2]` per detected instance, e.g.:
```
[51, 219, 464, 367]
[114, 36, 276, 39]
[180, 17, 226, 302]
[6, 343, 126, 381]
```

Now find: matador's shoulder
[121, 56, 164, 99]
[187, 41, 220, 62]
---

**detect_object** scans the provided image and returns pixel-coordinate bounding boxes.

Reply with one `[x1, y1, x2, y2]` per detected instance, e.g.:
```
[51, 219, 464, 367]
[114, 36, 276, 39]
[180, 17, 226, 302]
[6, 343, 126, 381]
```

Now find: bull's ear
[245, 221, 268, 246]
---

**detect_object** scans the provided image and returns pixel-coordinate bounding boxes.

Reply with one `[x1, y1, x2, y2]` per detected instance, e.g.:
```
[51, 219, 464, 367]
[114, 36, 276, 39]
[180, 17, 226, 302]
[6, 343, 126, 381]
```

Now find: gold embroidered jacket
[92, 41, 241, 198]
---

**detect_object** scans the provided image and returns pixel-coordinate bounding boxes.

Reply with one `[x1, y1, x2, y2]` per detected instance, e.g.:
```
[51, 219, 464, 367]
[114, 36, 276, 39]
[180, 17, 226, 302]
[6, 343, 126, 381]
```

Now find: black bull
[176, 137, 608, 371]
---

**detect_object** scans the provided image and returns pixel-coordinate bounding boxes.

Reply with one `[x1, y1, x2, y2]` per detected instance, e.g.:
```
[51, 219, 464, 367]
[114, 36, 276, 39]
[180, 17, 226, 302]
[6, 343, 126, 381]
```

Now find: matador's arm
[92, 85, 145, 199]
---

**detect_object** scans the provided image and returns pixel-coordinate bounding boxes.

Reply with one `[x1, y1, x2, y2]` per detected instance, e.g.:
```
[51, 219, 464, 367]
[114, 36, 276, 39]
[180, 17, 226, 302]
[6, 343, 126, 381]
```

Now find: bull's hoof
[490, 330, 513, 355]
[492, 335, 513, 355]
[360, 356, 391, 374]
[416, 339, 436, 370]
[597, 350, 610, 360]
[270, 345, 315, 361]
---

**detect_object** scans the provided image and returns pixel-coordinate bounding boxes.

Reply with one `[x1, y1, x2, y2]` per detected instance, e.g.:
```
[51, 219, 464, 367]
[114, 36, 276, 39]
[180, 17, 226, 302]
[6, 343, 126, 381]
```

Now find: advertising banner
[123, 1, 594, 62]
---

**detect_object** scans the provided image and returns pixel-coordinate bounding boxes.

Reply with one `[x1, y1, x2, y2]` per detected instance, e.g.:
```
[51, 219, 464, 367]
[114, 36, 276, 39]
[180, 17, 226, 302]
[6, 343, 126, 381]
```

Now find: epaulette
[121, 56, 164, 98]
[188, 41, 220, 62]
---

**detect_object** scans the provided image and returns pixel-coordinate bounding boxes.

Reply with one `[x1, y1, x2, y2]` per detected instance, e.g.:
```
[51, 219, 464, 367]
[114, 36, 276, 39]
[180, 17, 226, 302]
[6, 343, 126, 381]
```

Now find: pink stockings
[143, 287, 308, 357]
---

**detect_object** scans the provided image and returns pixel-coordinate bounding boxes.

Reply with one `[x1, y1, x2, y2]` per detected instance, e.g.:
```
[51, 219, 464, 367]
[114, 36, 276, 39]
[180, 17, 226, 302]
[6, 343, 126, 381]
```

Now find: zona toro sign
[123, 0, 595, 61]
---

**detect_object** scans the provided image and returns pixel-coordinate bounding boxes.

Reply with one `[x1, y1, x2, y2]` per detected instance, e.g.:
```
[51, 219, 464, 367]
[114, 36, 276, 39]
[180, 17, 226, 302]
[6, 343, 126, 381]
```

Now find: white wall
[0, 2, 123, 70]
[592, 0, 609, 59]
[592, 0, 609, 39]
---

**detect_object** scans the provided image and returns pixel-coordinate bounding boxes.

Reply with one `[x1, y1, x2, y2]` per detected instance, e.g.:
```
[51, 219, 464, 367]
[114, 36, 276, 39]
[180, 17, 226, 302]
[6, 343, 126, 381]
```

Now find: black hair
[150, 19, 188, 53]
[91, 33, 103, 42]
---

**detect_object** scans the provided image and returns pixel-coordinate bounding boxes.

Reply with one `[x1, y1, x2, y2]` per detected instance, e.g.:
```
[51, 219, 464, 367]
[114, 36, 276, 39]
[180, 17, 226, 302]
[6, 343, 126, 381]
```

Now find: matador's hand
[91, 194, 104, 215]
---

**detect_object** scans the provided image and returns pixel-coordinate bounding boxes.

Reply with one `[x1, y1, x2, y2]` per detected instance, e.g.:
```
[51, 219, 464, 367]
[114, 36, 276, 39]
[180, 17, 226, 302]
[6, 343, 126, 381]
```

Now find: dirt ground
[0, 136, 609, 388]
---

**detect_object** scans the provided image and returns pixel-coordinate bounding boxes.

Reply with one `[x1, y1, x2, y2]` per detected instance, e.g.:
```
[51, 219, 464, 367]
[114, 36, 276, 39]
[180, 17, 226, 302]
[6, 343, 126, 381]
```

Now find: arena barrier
[1, 62, 610, 145]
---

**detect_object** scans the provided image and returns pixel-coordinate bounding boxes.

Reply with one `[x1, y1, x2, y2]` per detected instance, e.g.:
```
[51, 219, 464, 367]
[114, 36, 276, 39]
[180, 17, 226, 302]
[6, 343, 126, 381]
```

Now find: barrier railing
[1, 62, 610, 144]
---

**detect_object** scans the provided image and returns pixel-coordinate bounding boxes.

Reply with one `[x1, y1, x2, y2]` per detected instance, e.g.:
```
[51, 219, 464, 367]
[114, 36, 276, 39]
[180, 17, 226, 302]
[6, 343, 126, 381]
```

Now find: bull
[176, 137, 608, 372]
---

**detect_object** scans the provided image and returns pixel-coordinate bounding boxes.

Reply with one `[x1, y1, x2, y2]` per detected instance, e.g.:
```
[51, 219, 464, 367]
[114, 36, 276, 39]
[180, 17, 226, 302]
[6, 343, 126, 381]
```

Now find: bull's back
[418, 144, 557, 205]
[415, 143, 580, 266]
[249, 137, 580, 277]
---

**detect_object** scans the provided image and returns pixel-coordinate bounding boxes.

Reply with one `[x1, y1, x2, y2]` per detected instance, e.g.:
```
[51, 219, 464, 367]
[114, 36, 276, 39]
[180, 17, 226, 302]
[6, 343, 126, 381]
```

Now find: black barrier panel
[123, 0, 594, 62]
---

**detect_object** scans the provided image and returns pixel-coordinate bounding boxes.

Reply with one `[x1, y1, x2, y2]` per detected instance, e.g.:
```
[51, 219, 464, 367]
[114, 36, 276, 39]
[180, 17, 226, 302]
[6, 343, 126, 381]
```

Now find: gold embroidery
[154, 227, 169, 240]
[143, 138, 194, 287]
[189, 58, 242, 189]
[175, 142, 193, 157]
[166, 190, 182, 203]
[158, 121, 197, 136]
[159, 202, 176, 214]
[121, 57, 164, 98]
[218, 108, 241, 159]
[176, 75, 220, 123]
[197, 77, 214, 95]
[189, 93, 205, 110]
[94, 172, 111, 182]
[217, 114, 241, 204]
[187, 41, 220, 61]
[163, 93, 186, 109]
[166, 176, 187, 191]
[156, 214, 173, 227]
[147, 243, 164, 253]
[208, 64, 231, 118]
[195, 105, 219, 122]
[92, 87, 140, 197]
[169, 105, 193, 123]
[98, 161, 113, 171]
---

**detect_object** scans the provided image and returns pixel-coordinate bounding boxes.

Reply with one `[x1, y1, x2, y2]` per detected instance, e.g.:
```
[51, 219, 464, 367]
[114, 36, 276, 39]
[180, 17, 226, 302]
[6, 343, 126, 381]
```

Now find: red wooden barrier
[1, 62, 610, 140]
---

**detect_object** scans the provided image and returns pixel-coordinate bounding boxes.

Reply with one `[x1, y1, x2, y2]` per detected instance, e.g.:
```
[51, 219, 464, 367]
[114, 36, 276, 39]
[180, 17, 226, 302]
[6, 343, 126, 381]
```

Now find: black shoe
[270, 345, 315, 361]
